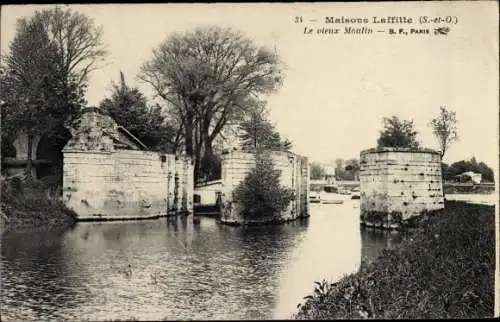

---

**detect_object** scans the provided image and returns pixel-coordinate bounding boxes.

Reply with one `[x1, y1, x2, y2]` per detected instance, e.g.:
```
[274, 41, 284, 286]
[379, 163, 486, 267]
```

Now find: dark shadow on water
[224, 218, 310, 319]
[360, 227, 403, 264]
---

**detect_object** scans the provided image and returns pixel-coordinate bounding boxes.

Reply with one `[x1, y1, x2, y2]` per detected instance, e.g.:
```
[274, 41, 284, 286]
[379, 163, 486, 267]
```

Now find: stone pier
[62, 107, 193, 221]
[219, 149, 310, 225]
[359, 147, 444, 229]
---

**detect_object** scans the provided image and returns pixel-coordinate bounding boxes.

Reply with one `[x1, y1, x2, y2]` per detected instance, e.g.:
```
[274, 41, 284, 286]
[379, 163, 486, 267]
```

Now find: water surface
[1, 200, 400, 320]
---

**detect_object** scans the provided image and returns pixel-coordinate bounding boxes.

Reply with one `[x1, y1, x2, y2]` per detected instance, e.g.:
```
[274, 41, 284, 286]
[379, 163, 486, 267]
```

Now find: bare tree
[139, 26, 285, 180]
[429, 106, 458, 158]
[32, 6, 108, 87]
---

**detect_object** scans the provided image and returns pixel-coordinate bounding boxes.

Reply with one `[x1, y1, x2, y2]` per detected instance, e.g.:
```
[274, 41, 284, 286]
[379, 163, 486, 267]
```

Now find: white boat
[320, 185, 349, 204]
[350, 187, 361, 200]
[309, 190, 321, 203]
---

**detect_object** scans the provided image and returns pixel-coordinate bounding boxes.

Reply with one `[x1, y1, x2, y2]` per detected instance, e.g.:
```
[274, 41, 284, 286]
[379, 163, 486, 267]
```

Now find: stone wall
[219, 149, 309, 224]
[62, 108, 193, 220]
[359, 147, 444, 229]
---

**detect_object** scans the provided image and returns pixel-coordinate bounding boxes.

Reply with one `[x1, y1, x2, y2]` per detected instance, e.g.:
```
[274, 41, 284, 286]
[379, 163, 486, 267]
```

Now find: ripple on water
[1, 203, 399, 320]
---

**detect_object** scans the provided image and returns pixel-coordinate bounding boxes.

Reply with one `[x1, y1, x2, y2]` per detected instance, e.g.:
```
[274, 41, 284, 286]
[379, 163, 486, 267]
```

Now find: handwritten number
[294, 16, 303, 24]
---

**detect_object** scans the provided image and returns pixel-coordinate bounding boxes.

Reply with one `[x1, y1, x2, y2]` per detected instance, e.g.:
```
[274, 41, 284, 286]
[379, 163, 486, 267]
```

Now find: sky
[1, 2, 498, 171]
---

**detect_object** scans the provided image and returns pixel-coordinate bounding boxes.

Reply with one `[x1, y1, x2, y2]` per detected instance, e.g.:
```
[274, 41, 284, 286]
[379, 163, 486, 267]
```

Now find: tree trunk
[194, 122, 202, 183]
[184, 112, 194, 159]
[203, 140, 214, 183]
[202, 123, 213, 159]
[200, 111, 215, 181]
[253, 121, 258, 148]
[25, 132, 34, 181]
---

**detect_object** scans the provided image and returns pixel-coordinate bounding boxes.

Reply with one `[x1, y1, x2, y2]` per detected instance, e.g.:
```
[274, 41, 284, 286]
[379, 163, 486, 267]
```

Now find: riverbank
[1, 176, 77, 230]
[294, 200, 495, 319]
[443, 182, 495, 194]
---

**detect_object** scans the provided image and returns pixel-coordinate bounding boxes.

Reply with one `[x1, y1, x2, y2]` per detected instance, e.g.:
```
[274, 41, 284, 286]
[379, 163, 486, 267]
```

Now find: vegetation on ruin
[238, 104, 292, 152]
[294, 201, 495, 319]
[377, 116, 420, 149]
[233, 150, 295, 221]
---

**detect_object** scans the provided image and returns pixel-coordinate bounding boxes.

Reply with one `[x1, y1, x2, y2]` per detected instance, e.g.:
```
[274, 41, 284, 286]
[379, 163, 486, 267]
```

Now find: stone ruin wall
[359, 147, 444, 229]
[219, 149, 309, 224]
[62, 109, 193, 220]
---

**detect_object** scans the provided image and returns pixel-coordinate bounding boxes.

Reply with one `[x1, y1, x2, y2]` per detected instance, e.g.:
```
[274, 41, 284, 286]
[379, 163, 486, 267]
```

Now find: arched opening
[35, 128, 72, 183]
[1, 140, 17, 177]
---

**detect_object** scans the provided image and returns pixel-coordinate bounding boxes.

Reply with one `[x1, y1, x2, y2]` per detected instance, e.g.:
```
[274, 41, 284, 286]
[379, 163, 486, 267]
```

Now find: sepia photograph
[0, 2, 498, 320]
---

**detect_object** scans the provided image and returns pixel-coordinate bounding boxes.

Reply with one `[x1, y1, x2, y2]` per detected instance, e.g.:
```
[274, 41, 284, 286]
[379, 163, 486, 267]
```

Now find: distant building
[193, 179, 223, 210]
[455, 171, 482, 184]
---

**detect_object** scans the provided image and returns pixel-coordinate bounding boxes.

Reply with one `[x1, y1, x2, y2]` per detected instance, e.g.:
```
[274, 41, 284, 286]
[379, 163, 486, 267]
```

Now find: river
[1, 200, 402, 321]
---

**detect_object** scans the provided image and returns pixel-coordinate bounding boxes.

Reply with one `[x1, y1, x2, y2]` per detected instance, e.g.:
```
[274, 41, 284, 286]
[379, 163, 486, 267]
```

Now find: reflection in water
[360, 228, 403, 264]
[1, 226, 90, 321]
[1, 200, 400, 320]
[274, 202, 363, 318]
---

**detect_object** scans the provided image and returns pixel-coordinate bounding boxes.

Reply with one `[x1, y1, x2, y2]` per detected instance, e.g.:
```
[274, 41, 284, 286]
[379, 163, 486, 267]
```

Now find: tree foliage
[333, 158, 360, 181]
[0, 6, 106, 178]
[238, 105, 292, 152]
[200, 153, 222, 183]
[429, 106, 458, 158]
[310, 162, 327, 180]
[334, 158, 344, 179]
[99, 71, 180, 152]
[377, 116, 420, 149]
[233, 151, 294, 220]
[139, 26, 285, 180]
[443, 158, 494, 182]
[1, 18, 58, 139]
[343, 158, 360, 181]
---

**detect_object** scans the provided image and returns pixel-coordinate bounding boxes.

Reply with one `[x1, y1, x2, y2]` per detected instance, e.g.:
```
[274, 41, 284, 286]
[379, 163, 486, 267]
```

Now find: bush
[233, 150, 294, 220]
[1, 175, 77, 227]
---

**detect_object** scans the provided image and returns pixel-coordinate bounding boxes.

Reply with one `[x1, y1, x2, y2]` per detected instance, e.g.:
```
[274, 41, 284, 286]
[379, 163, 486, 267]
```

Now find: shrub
[1, 175, 77, 226]
[233, 150, 294, 220]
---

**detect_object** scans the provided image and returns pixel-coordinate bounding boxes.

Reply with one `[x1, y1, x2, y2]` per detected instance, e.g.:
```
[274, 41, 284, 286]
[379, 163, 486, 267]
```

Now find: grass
[1, 175, 77, 229]
[294, 201, 495, 319]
